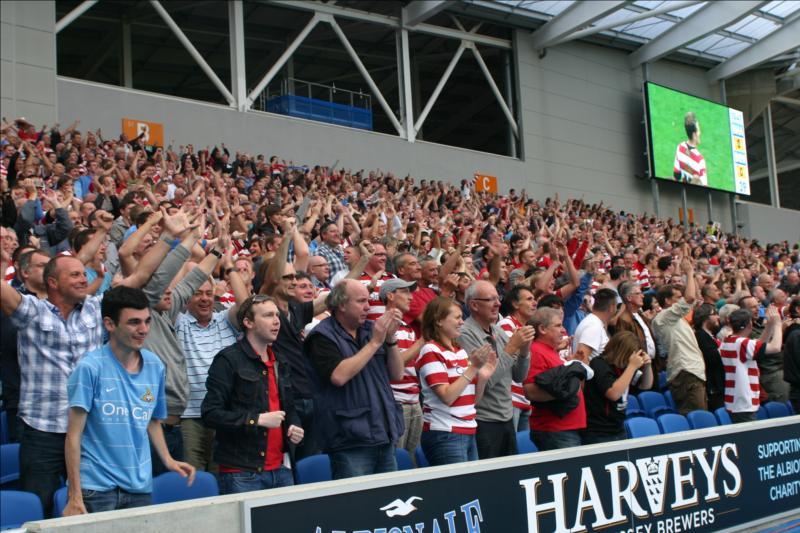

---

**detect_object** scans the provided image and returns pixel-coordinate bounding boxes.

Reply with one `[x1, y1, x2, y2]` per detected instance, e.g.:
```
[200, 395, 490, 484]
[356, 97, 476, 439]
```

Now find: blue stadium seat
[686, 410, 718, 429]
[0, 443, 20, 487]
[764, 402, 791, 419]
[637, 391, 675, 418]
[714, 407, 732, 425]
[624, 417, 661, 438]
[516, 431, 538, 454]
[53, 486, 68, 517]
[0, 490, 43, 529]
[295, 454, 332, 484]
[395, 448, 413, 470]
[657, 413, 690, 434]
[658, 371, 668, 392]
[625, 396, 646, 418]
[756, 405, 769, 420]
[414, 446, 429, 468]
[788, 401, 796, 415]
[0, 411, 8, 445]
[152, 471, 218, 504]
[663, 390, 677, 410]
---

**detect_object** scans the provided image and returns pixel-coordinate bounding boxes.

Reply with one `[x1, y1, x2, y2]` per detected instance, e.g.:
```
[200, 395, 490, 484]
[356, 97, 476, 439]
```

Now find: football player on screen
[673, 112, 707, 186]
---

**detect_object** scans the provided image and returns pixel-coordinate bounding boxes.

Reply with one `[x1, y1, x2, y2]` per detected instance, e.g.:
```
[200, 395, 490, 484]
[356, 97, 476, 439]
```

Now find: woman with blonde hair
[581, 330, 653, 444]
[416, 296, 497, 465]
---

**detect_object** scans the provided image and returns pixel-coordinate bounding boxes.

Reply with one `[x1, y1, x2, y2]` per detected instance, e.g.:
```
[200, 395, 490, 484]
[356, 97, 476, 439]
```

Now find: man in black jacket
[202, 295, 304, 495]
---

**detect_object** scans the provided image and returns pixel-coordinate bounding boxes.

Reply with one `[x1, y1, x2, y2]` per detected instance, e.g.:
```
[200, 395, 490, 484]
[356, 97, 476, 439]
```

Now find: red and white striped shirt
[5, 265, 15, 282]
[416, 341, 477, 434]
[389, 322, 420, 405]
[719, 335, 763, 413]
[497, 315, 531, 411]
[673, 141, 707, 185]
[358, 273, 393, 321]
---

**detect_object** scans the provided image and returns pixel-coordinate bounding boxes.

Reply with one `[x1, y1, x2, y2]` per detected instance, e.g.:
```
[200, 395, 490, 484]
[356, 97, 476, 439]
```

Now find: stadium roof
[452, 0, 800, 79]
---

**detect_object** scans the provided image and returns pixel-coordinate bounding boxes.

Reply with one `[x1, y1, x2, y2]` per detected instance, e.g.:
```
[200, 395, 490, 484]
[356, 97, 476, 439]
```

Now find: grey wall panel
[14, 26, 55, 67]
[735, 202, 800, 243]
[0, 0, 56, 125]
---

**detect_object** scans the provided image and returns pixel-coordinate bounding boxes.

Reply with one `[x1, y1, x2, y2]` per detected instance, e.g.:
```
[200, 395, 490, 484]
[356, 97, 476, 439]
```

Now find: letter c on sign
[482, 177, 490, 191]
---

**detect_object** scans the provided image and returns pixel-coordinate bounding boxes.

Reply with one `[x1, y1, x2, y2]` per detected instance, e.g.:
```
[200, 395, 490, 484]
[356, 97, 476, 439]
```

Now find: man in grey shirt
[458, 280, 533, 459]
[140, 221, 229, 475]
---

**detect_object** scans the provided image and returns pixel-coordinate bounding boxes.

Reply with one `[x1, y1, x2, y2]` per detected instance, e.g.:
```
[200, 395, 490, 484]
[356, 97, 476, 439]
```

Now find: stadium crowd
[1, 116, 799, 516]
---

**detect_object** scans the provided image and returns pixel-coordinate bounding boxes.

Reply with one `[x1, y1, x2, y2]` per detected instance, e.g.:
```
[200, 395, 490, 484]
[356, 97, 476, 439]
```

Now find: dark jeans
[329, 443, 397, 480]
[531, 430, 582, 451]
[150, 423, 184, 477]
[20, 423, 66, 518]
[580, 430, 627, 445]
[294, 398, 319, 461]
[476, 419, 517, 459]
[421, 431, 478, 466]
[730, 411, 757, 424]
[218, 467, 294, 495]
[82, 487, 151, 513]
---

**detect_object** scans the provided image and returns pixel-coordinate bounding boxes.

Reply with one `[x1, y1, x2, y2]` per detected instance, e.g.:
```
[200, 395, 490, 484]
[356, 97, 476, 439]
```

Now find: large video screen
[644, 82, 750, 195]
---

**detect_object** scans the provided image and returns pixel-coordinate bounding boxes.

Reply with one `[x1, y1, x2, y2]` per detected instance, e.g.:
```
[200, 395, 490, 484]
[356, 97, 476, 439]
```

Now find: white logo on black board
[380, 496, 422, 517]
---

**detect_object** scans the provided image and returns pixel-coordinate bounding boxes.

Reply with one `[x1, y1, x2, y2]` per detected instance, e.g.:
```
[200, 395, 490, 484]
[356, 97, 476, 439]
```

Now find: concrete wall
[55, 28, 741, 230]
[735, 201, 800, 244]
[0, 0, 57, 125]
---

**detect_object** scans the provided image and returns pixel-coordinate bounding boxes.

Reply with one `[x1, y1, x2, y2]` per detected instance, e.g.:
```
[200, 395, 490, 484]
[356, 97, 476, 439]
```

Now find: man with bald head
[458, 280, 533, 459]
[305, 279, 406, 479]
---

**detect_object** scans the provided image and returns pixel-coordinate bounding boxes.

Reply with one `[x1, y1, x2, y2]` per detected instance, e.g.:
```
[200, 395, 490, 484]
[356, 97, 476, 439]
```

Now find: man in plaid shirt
[315, 221, 347, 280]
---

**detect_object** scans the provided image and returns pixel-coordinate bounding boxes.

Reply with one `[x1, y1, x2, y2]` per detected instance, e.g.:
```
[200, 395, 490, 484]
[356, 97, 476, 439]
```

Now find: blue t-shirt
[67, 344, 167, 493]
[74, 175, 93, 199]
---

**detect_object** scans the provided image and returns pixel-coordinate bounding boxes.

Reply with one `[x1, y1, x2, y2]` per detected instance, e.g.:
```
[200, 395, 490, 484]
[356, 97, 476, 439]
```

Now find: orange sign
[122, 118, 164, 147]
[473, 173, 498, 193]
[678, 207, 694, 225]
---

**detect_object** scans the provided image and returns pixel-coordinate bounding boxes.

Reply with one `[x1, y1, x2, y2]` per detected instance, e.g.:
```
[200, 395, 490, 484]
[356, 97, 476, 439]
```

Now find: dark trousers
[294, 398, 319, 460]
[20, 423, 66, 518]
[475, 419, 517, 459]
[730, 411, 757, 424]
[150, 422, 184, 477]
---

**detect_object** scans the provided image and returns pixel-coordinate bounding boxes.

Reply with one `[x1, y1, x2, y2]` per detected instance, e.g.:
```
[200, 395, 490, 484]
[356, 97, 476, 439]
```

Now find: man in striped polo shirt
[719, 307, 783, 423]
[380, 278, 424, 463]
[497, 285, 537, 432]
[357, 241, 394, 321]
[673, 112, 707, 186]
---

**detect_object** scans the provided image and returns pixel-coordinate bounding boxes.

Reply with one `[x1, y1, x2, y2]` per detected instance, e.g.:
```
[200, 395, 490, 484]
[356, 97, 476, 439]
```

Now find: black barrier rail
[243, 417, 800, 533]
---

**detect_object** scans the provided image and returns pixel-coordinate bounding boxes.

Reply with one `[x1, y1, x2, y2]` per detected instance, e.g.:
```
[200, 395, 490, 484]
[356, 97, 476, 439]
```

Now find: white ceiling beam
[404, 1, 449, 27]
[529, 1, 628, 50]
[629, 1, 768, 67]
[707, 19, 800, 81]
[55, 0, 99, 33]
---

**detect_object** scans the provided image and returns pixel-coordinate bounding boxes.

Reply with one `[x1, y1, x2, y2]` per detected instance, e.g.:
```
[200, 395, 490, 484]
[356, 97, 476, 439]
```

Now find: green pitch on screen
[648, 83, 735, 193]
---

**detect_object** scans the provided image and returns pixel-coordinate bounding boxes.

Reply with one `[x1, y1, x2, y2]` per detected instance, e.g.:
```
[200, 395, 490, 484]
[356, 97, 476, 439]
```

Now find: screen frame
[643, 80, 749, 196]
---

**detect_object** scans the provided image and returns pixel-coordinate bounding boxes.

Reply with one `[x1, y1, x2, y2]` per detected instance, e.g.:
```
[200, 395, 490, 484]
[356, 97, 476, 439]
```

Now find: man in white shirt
[572, 288, 616, 361]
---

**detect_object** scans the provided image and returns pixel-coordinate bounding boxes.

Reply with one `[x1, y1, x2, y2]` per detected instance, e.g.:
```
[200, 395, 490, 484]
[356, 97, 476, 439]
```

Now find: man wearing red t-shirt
[202, 296, 304, 494]
[524, 307, 586, 450]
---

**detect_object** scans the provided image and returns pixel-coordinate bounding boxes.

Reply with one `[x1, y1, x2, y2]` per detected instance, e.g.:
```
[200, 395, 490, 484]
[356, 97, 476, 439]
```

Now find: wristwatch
[225, 267, 239, 275]
[209, 249, 223, 259]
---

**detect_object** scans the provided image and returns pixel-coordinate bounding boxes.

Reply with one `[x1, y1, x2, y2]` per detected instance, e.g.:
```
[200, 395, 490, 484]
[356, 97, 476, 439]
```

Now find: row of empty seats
[0, 471, 219, 529]
[627, 391, 795, 421]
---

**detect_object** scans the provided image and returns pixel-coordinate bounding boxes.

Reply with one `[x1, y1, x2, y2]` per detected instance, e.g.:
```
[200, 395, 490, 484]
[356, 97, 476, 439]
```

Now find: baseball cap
[379, 278, 417, 301]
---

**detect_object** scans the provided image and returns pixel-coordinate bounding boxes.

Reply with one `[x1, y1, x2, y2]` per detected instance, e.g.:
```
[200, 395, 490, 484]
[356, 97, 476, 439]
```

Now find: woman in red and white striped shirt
[417, 297, 497, 465]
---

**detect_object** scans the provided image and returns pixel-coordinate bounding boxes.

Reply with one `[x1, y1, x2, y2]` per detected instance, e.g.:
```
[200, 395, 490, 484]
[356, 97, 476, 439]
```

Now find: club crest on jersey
[141, 388, 155, 402]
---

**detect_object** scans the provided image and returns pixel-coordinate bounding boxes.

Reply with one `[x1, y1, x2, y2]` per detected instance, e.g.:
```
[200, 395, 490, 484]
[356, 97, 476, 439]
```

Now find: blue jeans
[329, 444, 397, 480]
[82, 487, 151, 513]
[421, 431, 478, 466]
[218, 467, 294, 495]
[20, 423, 66, 518]
[531, 430, 582, 451]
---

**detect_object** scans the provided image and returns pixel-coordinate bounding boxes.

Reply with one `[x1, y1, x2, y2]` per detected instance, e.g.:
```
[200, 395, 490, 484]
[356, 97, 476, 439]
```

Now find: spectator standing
[497, 285, 537, 432]
[202, 296, 304, 494]
[692, 304, 725, 411]
[652, 259, 707, 414]
[380, 279, 424, 464]
[582, 331, 652, 444]
[315, 221, 347, 280]
[63, 287, 195, 515]
[572, 288, 616, 361]
[417, 297, 497, 465]
[177, 252, 247, 472]
[614, 281, 657, 360]
[524, 307, 586, 451]
[305, 280, 405, 479]
[720, 307, 783, 422]
[458, 281, 532, 459]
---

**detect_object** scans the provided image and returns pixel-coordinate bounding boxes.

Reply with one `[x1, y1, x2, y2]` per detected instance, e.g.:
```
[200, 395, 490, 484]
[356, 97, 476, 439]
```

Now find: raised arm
[75, 208, 115, 265]
[117, 211, 163, 276]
